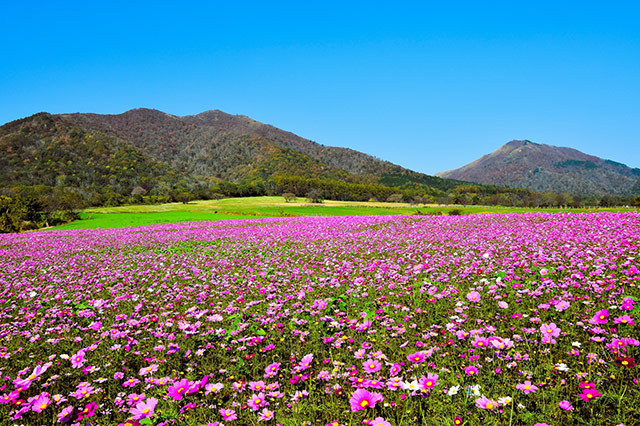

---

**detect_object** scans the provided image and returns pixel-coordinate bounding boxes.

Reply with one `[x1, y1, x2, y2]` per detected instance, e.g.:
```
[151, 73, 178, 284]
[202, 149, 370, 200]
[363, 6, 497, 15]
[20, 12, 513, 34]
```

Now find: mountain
[437, 140, 640, 197]
[0, 108, 483, 205]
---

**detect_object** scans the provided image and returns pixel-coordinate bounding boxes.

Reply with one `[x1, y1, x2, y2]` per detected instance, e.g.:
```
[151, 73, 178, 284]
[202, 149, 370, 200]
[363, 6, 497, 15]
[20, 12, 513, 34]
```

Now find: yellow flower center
[525, 386, 530, 390]
[426, 381, 433, 386]
[486, 403, 494, 409]
[40, 403, 47, 409]
[255, 399, 261, 404]
[587, 393, 593, 399]
[622, 360, 629, 365]
[143, 408, 150, 413]
[360, 400, 369, 408]
[547, 329, 553, 333]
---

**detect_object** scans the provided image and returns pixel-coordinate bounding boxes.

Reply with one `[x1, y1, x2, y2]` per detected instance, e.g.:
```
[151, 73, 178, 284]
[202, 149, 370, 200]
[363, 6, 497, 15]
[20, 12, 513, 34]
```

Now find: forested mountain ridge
[2, 108, 485, 206]
[60, 108, 462, 191]
[437, 140, 640, 196]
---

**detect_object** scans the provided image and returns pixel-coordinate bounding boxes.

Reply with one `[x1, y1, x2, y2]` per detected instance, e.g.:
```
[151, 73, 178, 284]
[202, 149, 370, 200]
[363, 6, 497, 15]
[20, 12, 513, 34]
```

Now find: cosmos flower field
[1, 213, 639, 426]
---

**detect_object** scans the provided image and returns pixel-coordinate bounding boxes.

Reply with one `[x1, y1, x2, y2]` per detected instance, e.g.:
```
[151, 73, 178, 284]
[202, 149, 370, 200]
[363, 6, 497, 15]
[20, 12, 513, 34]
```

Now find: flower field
[0, 212, 639, 426]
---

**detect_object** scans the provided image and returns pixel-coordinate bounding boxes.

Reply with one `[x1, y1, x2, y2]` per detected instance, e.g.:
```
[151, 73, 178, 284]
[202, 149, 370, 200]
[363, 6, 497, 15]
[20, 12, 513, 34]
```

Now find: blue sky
[1, 1, 638, 174]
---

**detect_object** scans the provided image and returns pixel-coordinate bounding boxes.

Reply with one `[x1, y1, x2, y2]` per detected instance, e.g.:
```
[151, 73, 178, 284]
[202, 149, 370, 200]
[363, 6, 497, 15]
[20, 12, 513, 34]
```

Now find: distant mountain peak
[437, 140, 639, 196]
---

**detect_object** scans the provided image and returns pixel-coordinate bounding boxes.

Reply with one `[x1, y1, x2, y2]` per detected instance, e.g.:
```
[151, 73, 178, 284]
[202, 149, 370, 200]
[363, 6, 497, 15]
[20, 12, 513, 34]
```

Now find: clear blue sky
[1, 1, 638, 174]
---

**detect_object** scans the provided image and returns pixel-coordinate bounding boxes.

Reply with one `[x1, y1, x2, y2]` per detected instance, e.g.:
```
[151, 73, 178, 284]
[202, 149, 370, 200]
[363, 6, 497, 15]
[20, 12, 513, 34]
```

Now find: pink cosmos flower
[126, 393, 145, 406]
[57, 405, 74, 423]
[363, 359, 382, 374]
[76, 401, 97, 420]
[168, 379, 190, 400]
[407, 351, 427, 363]
[123, 377, 140, 388]
[591, 309, 609, 324]
[475, 395, 498, 410]
[555, 300, 570, 311]
[369, 417, 392, 426]
[472, 337, 489, 348]
[516, 381, 538, 394]
[466, 291, 481, 303]
[258, 408, 275, 421]
[540, 323, 561, 338]
[464, 366, 479, 376]
[31, 393, 50, 413]
[614, 315, 635, 325]
[264, 362, 280, 378]
[70, 351, 86, 368]
[247, 392, 267, 411]
[219, 408, 237, 421]
[389, 363, 401, 375]
[298, 354, 314, 371]
[579, 388, 601, 402]
[317, 370, 331, 380]
[349, 388, 384, 412]
[249, 381, 266, 391]
[129, 397, 158, 420]
[139, 364, 159, 376]
[559, 400, 574, 411]
[420, 373, 439, 389]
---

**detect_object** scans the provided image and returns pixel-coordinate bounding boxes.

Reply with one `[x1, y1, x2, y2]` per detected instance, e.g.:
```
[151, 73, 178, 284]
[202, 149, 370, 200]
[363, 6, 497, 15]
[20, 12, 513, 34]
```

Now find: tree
[386, 193, 404, 203]
[282, 192, 297, 203]
[174, 191, 194, 204]
[306, 189, 324, 204]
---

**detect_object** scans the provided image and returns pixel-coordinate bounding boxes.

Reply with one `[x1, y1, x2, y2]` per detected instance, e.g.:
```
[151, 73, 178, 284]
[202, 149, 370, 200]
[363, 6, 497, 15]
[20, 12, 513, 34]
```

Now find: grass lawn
[49, 196, 639, 230]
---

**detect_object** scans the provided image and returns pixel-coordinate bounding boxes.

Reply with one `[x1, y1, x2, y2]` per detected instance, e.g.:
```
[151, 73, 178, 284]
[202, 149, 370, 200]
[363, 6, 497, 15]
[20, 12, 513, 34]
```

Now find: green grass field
[49, 196, 639, 230]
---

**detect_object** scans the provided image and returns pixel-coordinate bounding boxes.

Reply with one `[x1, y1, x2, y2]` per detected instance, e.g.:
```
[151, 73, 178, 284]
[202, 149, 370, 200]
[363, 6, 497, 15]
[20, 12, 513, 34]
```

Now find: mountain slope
[1, 109, 489, 206]
[60, 108, 463, 191]
[437, 140, 640, 196]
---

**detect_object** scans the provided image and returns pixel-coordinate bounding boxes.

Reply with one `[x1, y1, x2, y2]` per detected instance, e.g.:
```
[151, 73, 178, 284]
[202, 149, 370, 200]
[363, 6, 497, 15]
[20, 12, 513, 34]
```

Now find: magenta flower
[389, 363, 402, 375]
[466, 291, 481, 302]
[559, 400, 574, 411]
[540, 322, 561, 338]
[369, 417, 392, 426]
[56, 405, 74, 423]
[168, 379, 190, 400]
[139, 364, 159, 376]
[472, 337, 489, 348]
[420, 373, 439, 389]
[464, 366, 479, 376]
[475, 395, 498, 410]
[264, 362, 281, 378]
[407, 351, 427, 363]
[591, 309, 609, 324]
[219, 408, 237, 421]
[123, 377, 140, 388]
[31, 393, 50, 413]
[247, 392, 268, 411]
[349, 388, 384, 412]
[76, 402, 97, 420]
[298, 353, 314, 370]
[258, 408, 275, 421]
[249, 381, 266, 391]
[614, 315, 635, 325]
[129, 397, 158, 420]
[126, 393, 145, 406]
[363, 359, 382, 374]
[579, 388, 602, 402]
[70, 351, 86, 368]
[516, 381, 538, 394]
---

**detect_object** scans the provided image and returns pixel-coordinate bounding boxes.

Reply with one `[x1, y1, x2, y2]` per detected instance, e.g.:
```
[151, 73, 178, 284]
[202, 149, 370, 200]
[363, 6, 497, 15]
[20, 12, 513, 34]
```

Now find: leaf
[140, 419, 153, 426]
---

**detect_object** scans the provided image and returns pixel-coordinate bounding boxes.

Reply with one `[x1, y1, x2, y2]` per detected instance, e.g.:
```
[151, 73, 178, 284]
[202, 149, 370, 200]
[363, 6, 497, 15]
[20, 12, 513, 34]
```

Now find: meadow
[51, 196, 638, 230]
[1, 212, 638, 426]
